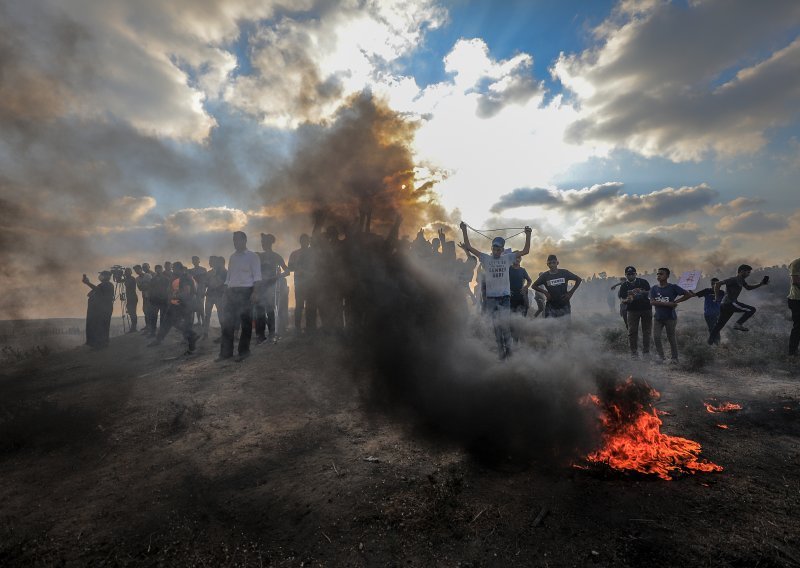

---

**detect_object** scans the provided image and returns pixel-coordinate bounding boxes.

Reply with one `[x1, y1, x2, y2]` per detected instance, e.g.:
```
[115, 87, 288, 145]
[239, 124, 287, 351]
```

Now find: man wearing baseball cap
[459, 222, 532, 358]
[617, 266, 651, 359]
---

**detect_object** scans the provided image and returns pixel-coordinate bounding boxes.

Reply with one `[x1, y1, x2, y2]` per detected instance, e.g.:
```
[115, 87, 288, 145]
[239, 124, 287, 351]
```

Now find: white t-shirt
[226, 249, 262, 287]
[479, 252, 516, 298]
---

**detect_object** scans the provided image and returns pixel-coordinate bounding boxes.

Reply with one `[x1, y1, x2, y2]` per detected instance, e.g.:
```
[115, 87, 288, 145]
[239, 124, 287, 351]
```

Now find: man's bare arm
[459, 221, 482, 257]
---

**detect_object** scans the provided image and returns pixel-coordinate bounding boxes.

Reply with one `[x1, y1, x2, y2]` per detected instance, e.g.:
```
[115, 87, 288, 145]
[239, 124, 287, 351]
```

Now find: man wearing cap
[82, 271, 115, 349]
[459, 222, 532, 358]
[618, 266, 652, 359]
[532, 255, 582, 318]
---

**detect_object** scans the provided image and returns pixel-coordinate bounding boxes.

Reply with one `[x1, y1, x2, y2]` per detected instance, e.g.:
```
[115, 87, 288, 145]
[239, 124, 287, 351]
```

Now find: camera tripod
[113, 280, 130, 333]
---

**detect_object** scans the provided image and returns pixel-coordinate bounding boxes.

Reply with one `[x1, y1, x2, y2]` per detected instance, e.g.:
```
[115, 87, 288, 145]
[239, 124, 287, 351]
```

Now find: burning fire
[582, 378, 723, 481]
[704, 401, 742, 413]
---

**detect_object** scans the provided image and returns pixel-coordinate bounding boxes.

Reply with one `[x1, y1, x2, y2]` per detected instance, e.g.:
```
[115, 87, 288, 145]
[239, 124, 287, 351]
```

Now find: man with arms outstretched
[459, 222, 532, 359]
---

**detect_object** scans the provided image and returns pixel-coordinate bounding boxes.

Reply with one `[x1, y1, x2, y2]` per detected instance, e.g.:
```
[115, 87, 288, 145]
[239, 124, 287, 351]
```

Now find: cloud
[603, 184, 717, 225]
[705, 196, 766, 216]
[553, 0, 800, 160]
[715, 210, 789, 233]
[491, 182, 623, 213]
[164, 207, 248, 234]
[224, 0, 445, 128]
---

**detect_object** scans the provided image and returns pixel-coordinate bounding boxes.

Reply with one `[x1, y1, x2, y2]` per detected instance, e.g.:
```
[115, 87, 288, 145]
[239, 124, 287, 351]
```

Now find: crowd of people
[81, 218, 800, 362]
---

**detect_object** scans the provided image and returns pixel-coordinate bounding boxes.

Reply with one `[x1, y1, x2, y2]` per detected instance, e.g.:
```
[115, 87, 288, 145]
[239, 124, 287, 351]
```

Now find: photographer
[82, 271, 114, 349]
[708, 264, 769, 345]
[122, 267, 138, 332]
[133, 265, 153, 335]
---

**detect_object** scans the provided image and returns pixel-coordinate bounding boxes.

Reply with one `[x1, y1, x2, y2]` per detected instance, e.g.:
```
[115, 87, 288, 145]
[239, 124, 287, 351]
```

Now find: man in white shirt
[218, 231, 262, 362]
[459, 222, 531, 358]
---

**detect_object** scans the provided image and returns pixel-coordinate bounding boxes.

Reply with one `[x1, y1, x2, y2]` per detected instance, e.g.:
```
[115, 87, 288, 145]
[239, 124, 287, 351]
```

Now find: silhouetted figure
[123, 267, 138, 332]
[149, 265, 170, 338]
[133, 264, 153, 335]
[150, 262, 198, 354]
[255, 233, 288, 343]
[219, 231, 261, 361]
[288, 233, 315, 332]
[189, 256, 208, 326]
[82, 271, 114, 349]
[789, 257, 800, 356]
[203, 256, 227, 340]
[694, 278, 723, 333]
[509, 257, 532, 316]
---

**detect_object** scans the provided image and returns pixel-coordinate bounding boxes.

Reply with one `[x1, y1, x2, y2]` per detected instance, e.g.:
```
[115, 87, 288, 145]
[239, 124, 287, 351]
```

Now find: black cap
[625, 266, 636, 273]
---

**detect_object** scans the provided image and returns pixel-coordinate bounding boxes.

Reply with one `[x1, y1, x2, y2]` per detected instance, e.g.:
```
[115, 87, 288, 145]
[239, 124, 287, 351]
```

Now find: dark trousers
[789, 299, 800, 355]
[204, 293, 223, 334]
[126, 300, 138, 330]
[627, 309, 652, 354]
[709, 301, 756, 343]
[653, 318, 678, 360]
[620, 304, 628, 329]
[156, 303, 197, 349]
[704, 313, 719, 333]
[221, 287, 253, 358]
[510, 292, 528, 317]
[294, 281, 317, 330]
[142, 297, 155, 332]
[486, 295, 511, 356]
[151, 299, 168, 335]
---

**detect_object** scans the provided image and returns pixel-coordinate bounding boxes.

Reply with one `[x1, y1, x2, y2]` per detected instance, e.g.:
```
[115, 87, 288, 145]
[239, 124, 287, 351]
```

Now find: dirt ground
[1, 319, 799, 567]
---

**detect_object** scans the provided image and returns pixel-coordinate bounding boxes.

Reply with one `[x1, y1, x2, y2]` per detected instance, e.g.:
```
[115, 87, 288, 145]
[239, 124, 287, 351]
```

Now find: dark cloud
[715, 210, 789, 233]
[491, 182, 623, 213]
[475, 73, 541, 119]
[604, 184, 717, 225]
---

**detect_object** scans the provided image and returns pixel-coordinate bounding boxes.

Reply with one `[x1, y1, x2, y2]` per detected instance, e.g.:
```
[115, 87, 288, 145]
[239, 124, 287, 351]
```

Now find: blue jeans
[486, 296, 511, 356]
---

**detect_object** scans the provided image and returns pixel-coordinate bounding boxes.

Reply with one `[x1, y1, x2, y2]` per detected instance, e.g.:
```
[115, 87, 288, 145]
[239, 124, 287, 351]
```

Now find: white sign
[677, 270, 702, 291]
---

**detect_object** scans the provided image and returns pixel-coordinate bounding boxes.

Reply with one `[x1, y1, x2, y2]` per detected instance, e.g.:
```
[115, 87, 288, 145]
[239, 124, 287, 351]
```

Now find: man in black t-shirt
[532, 255, 582, 318]
[618, 266, 651, 359]
[509, 257, 532, 316]
[708, 264, 768, 345]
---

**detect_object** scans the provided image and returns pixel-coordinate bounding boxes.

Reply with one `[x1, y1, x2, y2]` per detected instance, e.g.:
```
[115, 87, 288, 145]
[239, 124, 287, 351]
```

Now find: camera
[109, 265, 126, 283]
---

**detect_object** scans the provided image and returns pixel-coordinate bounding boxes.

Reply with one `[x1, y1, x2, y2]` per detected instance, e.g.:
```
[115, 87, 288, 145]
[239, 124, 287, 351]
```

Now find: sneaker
[183, 349, 194, 356]
[256, 335, 267, 345]
[733, 324, 749, 332]
[235, 351, 251, 362]
[631, 353, 640, 361]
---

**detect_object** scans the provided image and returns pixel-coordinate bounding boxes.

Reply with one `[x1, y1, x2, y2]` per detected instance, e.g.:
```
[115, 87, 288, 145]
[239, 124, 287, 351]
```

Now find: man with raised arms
[459, 222, 532, 359]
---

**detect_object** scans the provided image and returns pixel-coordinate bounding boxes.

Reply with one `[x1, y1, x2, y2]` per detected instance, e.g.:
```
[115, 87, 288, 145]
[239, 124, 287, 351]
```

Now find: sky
[1, 0, 799, 318]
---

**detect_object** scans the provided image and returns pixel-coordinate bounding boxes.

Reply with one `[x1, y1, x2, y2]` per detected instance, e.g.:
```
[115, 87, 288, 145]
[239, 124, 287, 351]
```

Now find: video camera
[109, 265, 127, 283]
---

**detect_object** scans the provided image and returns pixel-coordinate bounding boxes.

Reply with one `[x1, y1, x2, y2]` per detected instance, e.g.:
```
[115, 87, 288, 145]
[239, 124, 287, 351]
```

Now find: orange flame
[583, 378, 723, 481]
[704, 402, 742, 413]
[716, 424, 729, 430]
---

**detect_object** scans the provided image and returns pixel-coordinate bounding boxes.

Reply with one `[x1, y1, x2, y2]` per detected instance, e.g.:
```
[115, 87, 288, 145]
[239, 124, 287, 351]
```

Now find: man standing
[789, 257, 800, 356]
[203, 256, 227, 340]
[618, 266, 651, 360]
[256, 233, 288, 343]
[219, 231, 261, 361]
[649, 267, 693, 364]
[532, 255, 582, 318]
[188, 256, 208, 326]
[82, 271, 115, 349]
[123, 267, 138, 333]
[133, 265, 153, 335]
[148, 265, 170, 338]
[708, 264, 769, 345]
[288, 234, 315, 333]
[459, 222, 532, 358]
[509, 257, 532, 316]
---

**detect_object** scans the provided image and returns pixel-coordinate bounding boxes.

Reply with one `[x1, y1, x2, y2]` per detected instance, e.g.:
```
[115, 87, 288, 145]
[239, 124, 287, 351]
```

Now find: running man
[708, 264, 769, 345]
[459, 222, 532, 358]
